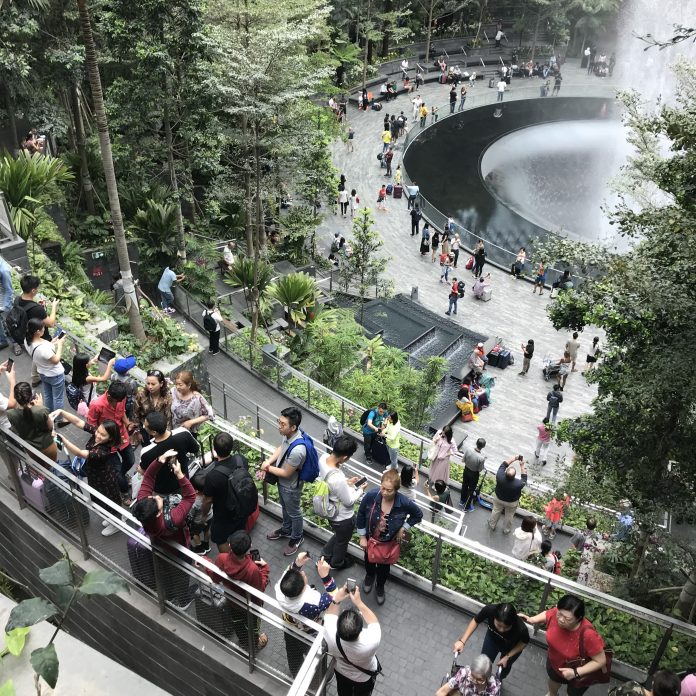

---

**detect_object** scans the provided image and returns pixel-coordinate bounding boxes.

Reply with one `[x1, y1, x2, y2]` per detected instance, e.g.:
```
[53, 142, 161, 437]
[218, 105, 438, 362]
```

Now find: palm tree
[267, 272, 318, 328]
[76, 0, 145, 340]
[226, 256, 274, 341]
[130, 199, 178, 274]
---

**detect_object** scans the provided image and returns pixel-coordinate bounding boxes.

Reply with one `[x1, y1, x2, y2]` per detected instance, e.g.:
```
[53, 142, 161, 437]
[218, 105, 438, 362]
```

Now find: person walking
[583, 337, 600, 373]
[488, 455, 527, 534]
[546, 384, 564, 424]
[552, 73, 563, 96]
[449, 85, 457, 113]
[324, 585, 382, 696]
[157, 260, 185, 314]
[347, 126, 355, 152]
[535, 417, 552, 466]
[338, 187, 350, 217]
[406, 183, 420, 210]
[319, 435, 366, 570]
[565, 332, 580, 372]
[473, 241, 486, 277]
[357, 469, 422, 605]
[431, 229, 441, 263]
[460, 437, 486, 511]
[419, 102, 428, 127]
[518, 339, 534, 376]
[445, 277, 459, 316]
[420, 224, 431, 256]
[440, 253, 454, 283]
[451, 603, 530, 681]
[350, 189, 359, 218]
[384, 148, 394, 177]
[262, 406, 309, 555]
[496, 79, 506, 102]
[410, 206, 422, 236]
[458, 84, 467, 111]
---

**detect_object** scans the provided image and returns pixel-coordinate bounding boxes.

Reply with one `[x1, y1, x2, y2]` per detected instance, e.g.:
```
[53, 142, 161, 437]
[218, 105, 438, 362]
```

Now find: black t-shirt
[139, 428, 199, 494]
[474, 604, 530, 650]
[18, 298, 50, 340]
[495, 462, 527, 502]
[203, 455, 249, 526]
[524, 344, 534, 359]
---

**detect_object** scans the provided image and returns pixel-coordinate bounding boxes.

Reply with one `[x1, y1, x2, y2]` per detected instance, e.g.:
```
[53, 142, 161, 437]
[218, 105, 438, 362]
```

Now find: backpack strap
[335, 634, 382, 678]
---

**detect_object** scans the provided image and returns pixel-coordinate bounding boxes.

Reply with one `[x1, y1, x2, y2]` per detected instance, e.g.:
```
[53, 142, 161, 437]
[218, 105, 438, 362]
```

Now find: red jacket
[205, 552, 270, 606]
[87, 393, 127, 452]
[138, 456, 195, 548]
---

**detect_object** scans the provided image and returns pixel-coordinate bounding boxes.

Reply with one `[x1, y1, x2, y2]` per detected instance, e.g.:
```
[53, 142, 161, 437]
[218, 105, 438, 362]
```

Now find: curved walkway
[319, 58, 618, 485]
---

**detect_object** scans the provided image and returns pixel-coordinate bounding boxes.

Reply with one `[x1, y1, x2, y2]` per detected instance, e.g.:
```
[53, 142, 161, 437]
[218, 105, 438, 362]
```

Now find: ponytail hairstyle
[25, 317, 45, 345]
[14, 382, 35, 423]
[175, 370, 199, 393]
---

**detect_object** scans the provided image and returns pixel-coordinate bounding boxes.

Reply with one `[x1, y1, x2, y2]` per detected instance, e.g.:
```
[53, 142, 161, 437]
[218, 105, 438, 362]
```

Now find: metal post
[418, 439, 424, 467]
[341, 400, 345, 427]
[4, 451, 26, 509]
[307, 380, 311, 408]
[432, 533, 443, 590]
[248, 342, 253, 367]
[246, 595, 257, 672]
[151, 552, 168, 615]
[256, 405, 261, 435]
[69, 489, 91, 561]
[647, 624, 674, 676]
[329, 271, 333, 292]
[223, 387, 229, 421]
[532, 579, 554, 636]
[276, 363, 281, 387]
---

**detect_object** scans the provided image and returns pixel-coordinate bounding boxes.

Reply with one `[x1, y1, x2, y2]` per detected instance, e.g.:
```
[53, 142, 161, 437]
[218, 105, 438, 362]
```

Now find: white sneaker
[101, 522, 119, 537]
[102, 519, 109, 527]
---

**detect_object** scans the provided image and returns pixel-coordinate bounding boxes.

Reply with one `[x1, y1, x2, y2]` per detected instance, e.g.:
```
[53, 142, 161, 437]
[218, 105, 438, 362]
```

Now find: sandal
[256, 633, 268, 651]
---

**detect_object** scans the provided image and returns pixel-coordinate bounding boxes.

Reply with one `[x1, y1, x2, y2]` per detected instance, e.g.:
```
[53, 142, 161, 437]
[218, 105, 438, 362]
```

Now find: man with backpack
[198, 432, 258, 554]
[202, 299, 223, 355]
[361, 402, 387, 464]
[262, 406, 317, 556]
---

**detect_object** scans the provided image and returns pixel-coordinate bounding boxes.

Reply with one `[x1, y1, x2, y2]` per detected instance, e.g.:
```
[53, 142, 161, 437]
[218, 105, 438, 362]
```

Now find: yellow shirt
[419, 105, 428, 118]
[382, 131, 392, 144]
[395, 170, 402, 184]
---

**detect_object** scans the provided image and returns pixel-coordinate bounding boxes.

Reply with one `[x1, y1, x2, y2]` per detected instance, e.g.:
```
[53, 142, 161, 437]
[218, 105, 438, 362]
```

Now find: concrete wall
[0, 486, 285, 696]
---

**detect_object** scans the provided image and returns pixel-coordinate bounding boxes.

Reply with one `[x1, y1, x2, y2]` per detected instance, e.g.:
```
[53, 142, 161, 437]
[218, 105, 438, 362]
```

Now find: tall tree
[76, 0, 145, 340]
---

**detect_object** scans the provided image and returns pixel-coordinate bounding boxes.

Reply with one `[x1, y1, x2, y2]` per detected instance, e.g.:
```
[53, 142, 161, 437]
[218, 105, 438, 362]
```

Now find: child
[534, 417, 552, 465]
[542, 494, 570, 539]
[376, 184, 388, 211]
[426, 479, 451, 518]
[570, 517, 598, 551]
[540, 540, 562, 574]
[400, 464, 419, 500]
[190, 469, 213, 555]
[203, 299, 223, 355]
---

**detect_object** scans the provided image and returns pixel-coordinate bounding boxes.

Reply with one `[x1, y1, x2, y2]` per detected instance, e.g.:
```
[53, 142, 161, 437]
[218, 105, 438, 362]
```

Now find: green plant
[267, 272, 318, 328]
[130, 199, 179, 283]
[0, 552, 128, 695]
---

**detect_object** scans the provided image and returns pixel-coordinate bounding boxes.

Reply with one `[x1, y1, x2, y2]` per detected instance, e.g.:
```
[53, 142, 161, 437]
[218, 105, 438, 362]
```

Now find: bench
[451, 335, 500, 383]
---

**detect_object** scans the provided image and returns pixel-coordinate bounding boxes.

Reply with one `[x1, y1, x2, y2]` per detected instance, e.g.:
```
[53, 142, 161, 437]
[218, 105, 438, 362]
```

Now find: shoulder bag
[563, 623, 612, 687]
[366, 498, 402, 565]
[336, 634, 383, 679]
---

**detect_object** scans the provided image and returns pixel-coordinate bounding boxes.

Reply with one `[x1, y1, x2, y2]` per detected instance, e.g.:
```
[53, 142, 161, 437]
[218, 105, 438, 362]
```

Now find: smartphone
[55, 434, 64, 451]
[56, 419, 71, 429]
[354, 476, 368, 488]
[250, 548, 261, 562]
[5, 358, 13, 371]
[97, 346, 116, 364]
[55, 328, 66, 339]
[346, 578, 357, 594]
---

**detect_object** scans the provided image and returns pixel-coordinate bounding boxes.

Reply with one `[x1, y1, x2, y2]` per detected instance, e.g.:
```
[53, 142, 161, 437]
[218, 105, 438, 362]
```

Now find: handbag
[427, 441, 438, 461]
[365, 499, 402, 565]
[563, 624, 612, 687]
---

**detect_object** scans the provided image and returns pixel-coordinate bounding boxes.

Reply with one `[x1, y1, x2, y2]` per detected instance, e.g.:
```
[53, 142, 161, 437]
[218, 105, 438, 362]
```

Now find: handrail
[0, 426, 331, 692]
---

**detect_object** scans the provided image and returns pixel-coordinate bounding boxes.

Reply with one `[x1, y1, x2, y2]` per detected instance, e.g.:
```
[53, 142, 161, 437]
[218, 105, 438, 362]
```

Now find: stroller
[542, 353, 561, 381]
[441, 652, 503, 689]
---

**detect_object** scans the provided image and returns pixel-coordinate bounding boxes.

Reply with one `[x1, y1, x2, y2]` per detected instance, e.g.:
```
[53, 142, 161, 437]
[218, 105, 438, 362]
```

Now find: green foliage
[3, 627, 30, 657]
[279, 205, 322, 265]
[130, 199, 179, 282]
[30, 644, 58, 688]
[78, 569, 129, 596]
[0, 681, 14, 696]
[267, 272, 318, 327]
[179, 236, 219, 303]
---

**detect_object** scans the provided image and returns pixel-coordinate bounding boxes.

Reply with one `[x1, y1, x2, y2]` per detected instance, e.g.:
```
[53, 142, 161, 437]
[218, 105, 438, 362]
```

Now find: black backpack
[457, 280, 465, 297]
[202, 310, 217, 332]
[359, 408, 373, 426]
[5, 297, 36, 344]
[217, 455, 258, 520]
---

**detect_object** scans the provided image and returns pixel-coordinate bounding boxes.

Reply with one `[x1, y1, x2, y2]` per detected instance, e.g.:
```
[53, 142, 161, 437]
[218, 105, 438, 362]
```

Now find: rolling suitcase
[386, 184, 393, 195]
[127, 528, 157, 591]
[487, 349, 500, 367]
[393, 184, 403, 199]
[497, 349, 511, 369]
[370, 435, 391, 467]
[481, 286, 492, 302]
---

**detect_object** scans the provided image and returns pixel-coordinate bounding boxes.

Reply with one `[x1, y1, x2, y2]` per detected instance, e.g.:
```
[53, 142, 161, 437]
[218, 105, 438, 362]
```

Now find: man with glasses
[262, 406, 307, 555]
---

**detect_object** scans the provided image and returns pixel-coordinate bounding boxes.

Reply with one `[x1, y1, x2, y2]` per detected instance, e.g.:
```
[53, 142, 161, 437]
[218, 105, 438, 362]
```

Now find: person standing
[338, 187, 350, 217]
[440, 252, 453, 282]
[556, 352, 572, 389]
[428, 425, 459, 484]
[449, 85, 457, 113]
[445, 277, 459, 316]
[535, 417, 552, 466]
[347, 126, 355, 153]
[431, 229, 441, 263]
[473, 241, 486, 277]
[451, 234, 461, 268]
[410, 206, 422, 236]
[511, 247, 526, 278]
[458, 84, 467, 111]
[262, 406, 308, 555]
[319, 435, 366, 570]
[546, 384, 564, 424]
[565, 332, 580, 372]
[583, 337, 600, 373]
[460, 437, 486, 511]
[384, 148, 394, 177]
[496, 79, 506, 102]
[357, 469, 422, 604]
[518, 339, 534, 376]
[324, 585, 382, 696]
[511, 516, 542, 560]
[533, 261, 547, 294]
[451, 603, 530, 681]
[203, 299, 223, 355]
[361, 402, 387, 463]
[552, 73, 563, 96]
[25, 318, 66, 412]
[0, 256, 20, 354]
[406, 183, 420, 210]
[383, 411, 401, 470]
[157, 260, 185, 314]
[419, 102, 428, 128]
[488, 455, 527, 534]
[381, 127, 391, 153]
[350, 189, 359, 218]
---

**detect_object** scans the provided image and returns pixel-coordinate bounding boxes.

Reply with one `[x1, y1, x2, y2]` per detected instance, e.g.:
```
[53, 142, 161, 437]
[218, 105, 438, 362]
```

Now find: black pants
[209, 329, 220, 353]
[363, 551, 391, 590]
[340, 202, 349, 215]
[322, 516, 355, 568]
[473, 260, 484, 277]
[108, 444, 134, 493]
[335, 671, 376, 695]
[285, 631, 308, 678]
[461, 467, 480, 506]
[481, 630, 521, 680]
[411, 220, 419, 235]
[363, 432, 374, 460]
[452, 248, 460, 267]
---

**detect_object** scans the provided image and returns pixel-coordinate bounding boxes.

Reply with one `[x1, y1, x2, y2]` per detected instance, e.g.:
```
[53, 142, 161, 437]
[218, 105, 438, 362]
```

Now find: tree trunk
[629, 526, 651, 579]
[253, 119, 265, 249]
[530, 11, 541, 64]
[474, 0, 487, 44]
[361, 0, 372, 88]
[380, 0, 392, 57]
[674, 568, 696, 621]
[76, 0, 145, 341]
[3, 82, 19, 152]
[70, 85, 96, 214]
[163, 74, 186, 260]
[425, 0, 435, 65]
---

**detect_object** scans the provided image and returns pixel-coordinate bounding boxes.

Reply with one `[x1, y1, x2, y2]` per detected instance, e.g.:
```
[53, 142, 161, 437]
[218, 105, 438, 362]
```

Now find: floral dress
[133, 389, 172, 430]
[170, 388, 213, 434]
[82, 423, 121, 510]
[446, 666, 501, 696]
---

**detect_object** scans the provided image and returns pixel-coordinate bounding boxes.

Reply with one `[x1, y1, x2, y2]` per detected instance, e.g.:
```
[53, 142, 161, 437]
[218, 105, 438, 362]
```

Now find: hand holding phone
[354, 476, 368, 488]
[345, 578, 357, 594]
[3, 358, 13, 372]
[250, 548, 261, 562]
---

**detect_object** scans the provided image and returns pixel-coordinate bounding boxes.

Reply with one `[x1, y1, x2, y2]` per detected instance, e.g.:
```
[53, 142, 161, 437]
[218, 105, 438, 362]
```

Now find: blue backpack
[286, 429, 320, 483]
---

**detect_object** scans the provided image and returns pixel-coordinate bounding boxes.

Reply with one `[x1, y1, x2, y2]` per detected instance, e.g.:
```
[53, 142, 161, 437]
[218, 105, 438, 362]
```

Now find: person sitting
[455, 386, 478, 422]
[437, 654, 501, 696]
[328, 252, 340, 268]
[223, 240, 236, 269]
[472, 273, 491, 299]
[468, 342, 487, 377]
[550, 269, 573, 298]
[386, 82, 397, 99]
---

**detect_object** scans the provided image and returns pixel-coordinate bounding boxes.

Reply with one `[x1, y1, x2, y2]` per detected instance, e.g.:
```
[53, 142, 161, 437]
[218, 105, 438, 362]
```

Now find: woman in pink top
[535, 417, 552, 466]
[428, 425, 460, 483]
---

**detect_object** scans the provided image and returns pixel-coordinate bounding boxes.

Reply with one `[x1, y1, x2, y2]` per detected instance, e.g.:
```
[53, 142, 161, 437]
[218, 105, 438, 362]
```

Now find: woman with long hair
[70, 353, 115, 409]
[132, 369, 172, 446]
[170, 370, 212, 434]
[428, 425, 460, 483]
[25, 317, 66, 412]
[7, 382, 57, 460]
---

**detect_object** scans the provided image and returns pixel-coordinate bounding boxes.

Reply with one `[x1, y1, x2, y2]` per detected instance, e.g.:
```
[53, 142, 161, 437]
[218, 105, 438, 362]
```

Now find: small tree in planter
[267, 272, 318, 328]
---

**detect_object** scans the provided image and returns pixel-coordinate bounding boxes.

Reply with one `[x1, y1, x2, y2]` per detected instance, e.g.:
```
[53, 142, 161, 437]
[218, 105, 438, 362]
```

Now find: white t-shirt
[223, 246, 234, 266]
[318, 454, 363, 522]
[338, 190, 349, 204]
[0, 393, 9, 429]
[497, 81, 506, 93]
[203, 308, 222, 331]
[323, 614, 381, 683]
[27, 340, 64, 377]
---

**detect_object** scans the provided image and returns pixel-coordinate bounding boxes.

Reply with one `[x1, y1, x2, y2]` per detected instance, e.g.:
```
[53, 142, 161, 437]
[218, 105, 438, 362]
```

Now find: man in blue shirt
[0, 255, 20, 354]
[157, 261, 185, 314]
[362, 402, 387, 463]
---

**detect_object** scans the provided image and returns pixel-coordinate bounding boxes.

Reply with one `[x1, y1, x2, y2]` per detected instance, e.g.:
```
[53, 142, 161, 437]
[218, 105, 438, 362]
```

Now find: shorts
[586, 354, 597, 363]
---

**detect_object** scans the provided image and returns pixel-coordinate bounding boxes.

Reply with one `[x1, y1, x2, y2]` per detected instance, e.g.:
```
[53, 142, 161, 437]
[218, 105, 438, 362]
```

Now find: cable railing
[0, 427, 331, 695]
[396, 81, 619, 277]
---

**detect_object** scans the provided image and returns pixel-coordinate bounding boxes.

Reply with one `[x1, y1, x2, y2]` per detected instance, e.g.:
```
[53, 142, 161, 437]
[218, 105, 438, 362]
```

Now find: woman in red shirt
[520, 595, 606, 696]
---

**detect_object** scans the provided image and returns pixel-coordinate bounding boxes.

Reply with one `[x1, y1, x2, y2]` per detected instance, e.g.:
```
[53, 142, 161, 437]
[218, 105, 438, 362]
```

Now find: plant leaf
[78, 570, 129, 596]
[30, 644, 59, 689]
[53, 585, 74, 611]
[5, 598, 58, 632]
[0, 679, 16, 696]
[39, 559, 73, 587]
[4, 627, 30, 656]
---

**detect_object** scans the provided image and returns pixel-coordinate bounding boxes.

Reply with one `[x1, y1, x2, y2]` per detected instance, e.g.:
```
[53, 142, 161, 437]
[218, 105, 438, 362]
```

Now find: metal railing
[397, 82, 619, 277]
[0, 427, 331, 695]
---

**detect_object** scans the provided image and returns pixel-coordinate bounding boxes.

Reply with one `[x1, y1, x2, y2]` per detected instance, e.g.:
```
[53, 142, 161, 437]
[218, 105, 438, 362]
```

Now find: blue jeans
[446, 295, 458, 315]
[160, 290, 174, 310]
[497, 91, 504, 102]
[481, 629, 520, 679]
[0, 311, 14, 345]
[387, 445, 399, 469]
[458, 98, 466, 111]
[40, 373, 65, 412]
[278, 483, 304, 541]
[440, 266, 450, 281]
